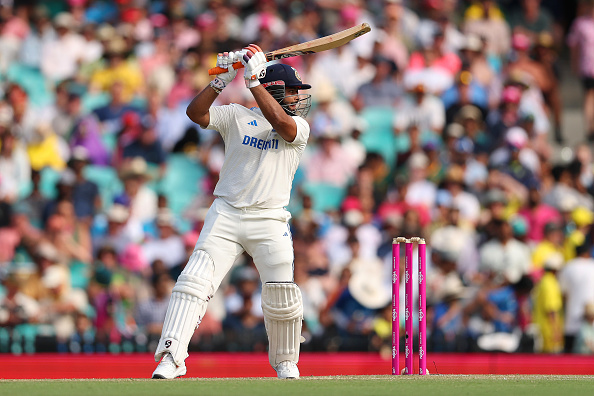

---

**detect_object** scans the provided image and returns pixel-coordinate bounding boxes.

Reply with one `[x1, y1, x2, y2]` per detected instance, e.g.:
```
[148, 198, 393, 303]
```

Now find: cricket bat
[208, 22, 371, 75]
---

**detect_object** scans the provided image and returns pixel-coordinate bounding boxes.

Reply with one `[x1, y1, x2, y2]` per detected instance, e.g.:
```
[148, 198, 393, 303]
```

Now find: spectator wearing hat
[393, 81, 445, 136]
[40, 12, 86, 83]
[559, 240, 594, 353]
[454, 105, 490, 152]
[574, 302, 594, 354]
[115, 157, 158, 224]
[442, 70, 489, 125]
[532, 252, 564, 353]
[563, 207, 594, 261]
[0, 128, 31, 203]
[459, 33, 496, 91]
[141, 208, 185, 270]
[567, 0, 594, 141]
[93, 204, 143, 255]
[89, 35, 144, 103]
[490, 127, 540, 188]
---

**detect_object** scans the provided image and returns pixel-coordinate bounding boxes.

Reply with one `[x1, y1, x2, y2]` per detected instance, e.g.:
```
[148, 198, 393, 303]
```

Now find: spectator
[567, 0, 594, 140]
[141, 209, 185, 270]
[68, 147, 101, 221]
[135, 272, 174, 341]
[0, 129, 30, 203]
[532, 252, 564, 353]
[531, 222, 566, 279]
[463, 0, 511, 58]
[559, 241, 594, 353]
[574, 302, 594, 354]
[115, 157, 158, 225]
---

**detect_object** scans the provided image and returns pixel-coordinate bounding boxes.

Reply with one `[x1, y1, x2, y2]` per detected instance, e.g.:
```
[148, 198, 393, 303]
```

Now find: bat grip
[208, 61, 244, 75]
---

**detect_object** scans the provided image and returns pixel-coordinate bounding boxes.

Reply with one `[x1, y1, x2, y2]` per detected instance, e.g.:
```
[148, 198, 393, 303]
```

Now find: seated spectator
[223, 265, 266, 351]
[463, 0, 511, 58]
[479, 218, 532, 284]
[69, 115, 111, 166]
[0, 128, 31, 203]
[89, 37, 144, 104]
[93, 204, 143, 255]
[92, 81, 141, 136]
[68, 147, 101, 221]
[305, 132, 354, 188]
[141, 208, 185, 270]
[115, 157, 158, 225]
[122, 119, 167, 172]
[351, 56, 402, 111]
[135, 272, 174, 341]
[574, 302, 594, 354]
[393, 82, 445, 136]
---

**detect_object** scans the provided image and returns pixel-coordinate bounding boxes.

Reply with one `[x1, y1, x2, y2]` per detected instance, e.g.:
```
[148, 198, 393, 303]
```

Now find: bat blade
[208, 23, 371, 75]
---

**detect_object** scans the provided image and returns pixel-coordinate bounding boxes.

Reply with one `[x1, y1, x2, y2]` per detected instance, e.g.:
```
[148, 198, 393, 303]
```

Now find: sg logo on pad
[165, 340, 172, 348]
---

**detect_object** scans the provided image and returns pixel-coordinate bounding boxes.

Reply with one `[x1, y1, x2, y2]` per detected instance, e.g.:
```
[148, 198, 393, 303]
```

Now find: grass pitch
[1, 375, 592, 396]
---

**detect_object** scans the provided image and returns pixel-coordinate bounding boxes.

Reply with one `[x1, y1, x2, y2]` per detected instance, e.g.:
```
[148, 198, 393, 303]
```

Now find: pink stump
[405, 240, 413, 375]
[418, 241, 427, 375]
[391, 239, 399, 375]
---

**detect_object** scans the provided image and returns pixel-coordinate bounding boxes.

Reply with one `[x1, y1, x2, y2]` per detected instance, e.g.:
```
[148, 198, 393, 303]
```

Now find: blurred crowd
[2, 0, 594, 357]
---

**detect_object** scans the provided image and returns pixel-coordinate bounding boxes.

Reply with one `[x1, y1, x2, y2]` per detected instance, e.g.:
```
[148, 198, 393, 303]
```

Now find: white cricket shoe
[152, 353, 187, 379]
[275, 361, 300, 379]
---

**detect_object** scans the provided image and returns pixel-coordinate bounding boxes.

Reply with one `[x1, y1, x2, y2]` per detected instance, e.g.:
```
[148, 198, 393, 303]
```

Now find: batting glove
[241, 44, 267, 89]
[209, 51, 241, 94]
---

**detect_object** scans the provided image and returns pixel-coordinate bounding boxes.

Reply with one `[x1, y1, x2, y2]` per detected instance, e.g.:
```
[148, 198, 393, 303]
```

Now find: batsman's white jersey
[208, 103, 309, 209]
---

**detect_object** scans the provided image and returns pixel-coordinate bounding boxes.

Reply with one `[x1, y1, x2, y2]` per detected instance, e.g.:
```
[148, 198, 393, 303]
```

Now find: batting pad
[261, 282, 304, 367]
[155, 250, 215, 365]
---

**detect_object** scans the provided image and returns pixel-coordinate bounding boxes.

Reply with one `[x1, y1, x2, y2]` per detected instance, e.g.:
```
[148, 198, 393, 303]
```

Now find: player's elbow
[186, 107, 209, 129]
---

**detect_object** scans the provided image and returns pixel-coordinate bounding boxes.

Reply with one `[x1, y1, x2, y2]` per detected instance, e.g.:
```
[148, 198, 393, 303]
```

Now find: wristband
[210, 78, 226, 94]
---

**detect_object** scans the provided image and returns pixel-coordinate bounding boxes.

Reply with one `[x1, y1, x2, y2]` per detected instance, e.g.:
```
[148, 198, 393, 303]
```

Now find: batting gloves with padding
[241, 44, 267, 88]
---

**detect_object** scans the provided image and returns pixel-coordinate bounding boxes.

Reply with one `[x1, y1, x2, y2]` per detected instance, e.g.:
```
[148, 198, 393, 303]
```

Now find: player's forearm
[186, 86, 219, 128]
[250, 85, 297, 142]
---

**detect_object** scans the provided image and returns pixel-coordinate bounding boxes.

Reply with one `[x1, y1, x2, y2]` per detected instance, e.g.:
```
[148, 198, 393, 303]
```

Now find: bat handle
[208, 61, 244, 75]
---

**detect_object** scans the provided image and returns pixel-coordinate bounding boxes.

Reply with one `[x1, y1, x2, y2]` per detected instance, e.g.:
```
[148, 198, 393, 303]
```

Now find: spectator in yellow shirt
[531, 221, 565, 281]
[532, 252, 564, 353]
[89, 37, 144, 103]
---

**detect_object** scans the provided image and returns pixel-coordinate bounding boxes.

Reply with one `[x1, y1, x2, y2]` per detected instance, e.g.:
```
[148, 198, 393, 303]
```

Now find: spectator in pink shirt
[568, 0, 594, 140]
[408, 28, 462, 77]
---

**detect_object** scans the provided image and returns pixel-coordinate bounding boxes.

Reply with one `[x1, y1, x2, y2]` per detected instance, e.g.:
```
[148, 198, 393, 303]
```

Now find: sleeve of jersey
[207, 104, 236, 139]
[290, 116, 310, 146]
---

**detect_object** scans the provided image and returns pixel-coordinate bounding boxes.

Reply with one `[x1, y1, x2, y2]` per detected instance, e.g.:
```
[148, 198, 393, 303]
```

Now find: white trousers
[195, 198, 295, 291]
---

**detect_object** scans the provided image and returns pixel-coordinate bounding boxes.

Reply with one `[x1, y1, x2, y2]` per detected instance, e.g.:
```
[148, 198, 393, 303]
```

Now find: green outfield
[1, 375, 593, 396]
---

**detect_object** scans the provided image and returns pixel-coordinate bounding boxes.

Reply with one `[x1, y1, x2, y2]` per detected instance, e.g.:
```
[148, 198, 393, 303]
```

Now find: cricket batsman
[152, 44, 312, 379]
